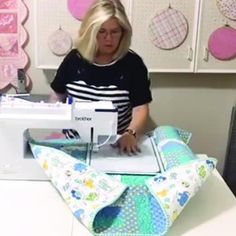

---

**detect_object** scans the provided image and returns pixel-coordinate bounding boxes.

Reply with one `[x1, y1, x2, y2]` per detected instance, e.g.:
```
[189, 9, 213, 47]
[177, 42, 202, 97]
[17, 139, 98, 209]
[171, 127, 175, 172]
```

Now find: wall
[149, 73, 236, 174]
[23, 0, 236, 174]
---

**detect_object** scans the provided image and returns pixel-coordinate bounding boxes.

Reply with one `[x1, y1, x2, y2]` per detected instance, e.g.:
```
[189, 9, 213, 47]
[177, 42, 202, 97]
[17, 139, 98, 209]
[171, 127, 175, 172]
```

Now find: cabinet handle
[187, 46, 193, 61]
[203, 47, 209, 61]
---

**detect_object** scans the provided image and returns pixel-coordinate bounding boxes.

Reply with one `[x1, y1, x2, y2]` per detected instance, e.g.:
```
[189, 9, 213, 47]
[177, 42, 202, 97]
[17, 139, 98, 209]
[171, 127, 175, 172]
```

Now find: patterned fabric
[148, 7, 188, 49]
[0, 0, 31, 91]
[30, 125, 217, 236]
[153, 125, 191, 144]
[153, 126, 197, 170]
[30, 144, 127, 231]
[93, 185, 168, 235]
[147, 157, 217, 227]
[216, 0, 236, 20]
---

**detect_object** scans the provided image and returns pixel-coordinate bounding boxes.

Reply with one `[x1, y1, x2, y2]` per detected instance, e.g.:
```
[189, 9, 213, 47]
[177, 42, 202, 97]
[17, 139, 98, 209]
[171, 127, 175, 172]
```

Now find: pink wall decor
[68, 0, 94, 21]
[208, 26, 236, 60]
[0, 0, 30, 92]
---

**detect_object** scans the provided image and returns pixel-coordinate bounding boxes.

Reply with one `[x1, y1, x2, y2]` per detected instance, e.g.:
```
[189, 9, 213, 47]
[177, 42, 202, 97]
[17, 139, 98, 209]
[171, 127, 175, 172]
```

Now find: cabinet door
[131, 0, 200, 72]
[195, 0, 236, 73]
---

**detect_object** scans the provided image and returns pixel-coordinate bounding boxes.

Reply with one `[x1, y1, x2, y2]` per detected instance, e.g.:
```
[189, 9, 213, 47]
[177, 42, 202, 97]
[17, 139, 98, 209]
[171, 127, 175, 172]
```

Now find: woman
[49, 0, 152, 155]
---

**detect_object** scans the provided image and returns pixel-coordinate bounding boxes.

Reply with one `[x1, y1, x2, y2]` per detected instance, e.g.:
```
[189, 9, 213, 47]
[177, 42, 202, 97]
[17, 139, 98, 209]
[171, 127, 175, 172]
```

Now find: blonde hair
[76, 0, 132, 62]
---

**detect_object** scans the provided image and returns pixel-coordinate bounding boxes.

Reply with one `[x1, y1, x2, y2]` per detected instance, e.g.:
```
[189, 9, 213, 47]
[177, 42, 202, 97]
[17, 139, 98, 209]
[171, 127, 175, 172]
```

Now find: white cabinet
[131, 0, 236, 73]
[131, 0, 200, 73]
[195, 0, 236, 73]
[34, 0, 236, 73]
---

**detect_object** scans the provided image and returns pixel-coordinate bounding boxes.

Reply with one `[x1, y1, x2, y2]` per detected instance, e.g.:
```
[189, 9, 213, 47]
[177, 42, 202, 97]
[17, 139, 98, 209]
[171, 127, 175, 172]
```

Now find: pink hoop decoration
[68, 0, 94, 21]
[208, 26, 236, 60]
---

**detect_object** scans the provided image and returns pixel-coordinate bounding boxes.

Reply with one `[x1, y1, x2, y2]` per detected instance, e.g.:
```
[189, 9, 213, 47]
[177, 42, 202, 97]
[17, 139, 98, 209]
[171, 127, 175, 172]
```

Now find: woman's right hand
[113, 132, 141, 156]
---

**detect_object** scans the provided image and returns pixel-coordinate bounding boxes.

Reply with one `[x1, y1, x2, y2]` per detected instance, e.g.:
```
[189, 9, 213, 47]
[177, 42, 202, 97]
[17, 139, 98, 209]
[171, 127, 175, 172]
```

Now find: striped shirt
[51, 49, 152, 134]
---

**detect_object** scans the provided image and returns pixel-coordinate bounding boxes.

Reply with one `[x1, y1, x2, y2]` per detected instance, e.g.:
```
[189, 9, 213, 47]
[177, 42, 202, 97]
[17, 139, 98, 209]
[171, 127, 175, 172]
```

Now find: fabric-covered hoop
[208, 26, 236, 60]
[48, 29, 73, 56]
[216, 0, 236, 20]
[148, 8, 188, 50]
[68, 0, 94, 21]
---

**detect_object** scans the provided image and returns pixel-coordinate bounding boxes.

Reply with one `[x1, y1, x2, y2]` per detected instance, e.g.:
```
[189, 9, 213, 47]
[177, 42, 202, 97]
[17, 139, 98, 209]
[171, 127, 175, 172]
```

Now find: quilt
[30, 126, 217, 235]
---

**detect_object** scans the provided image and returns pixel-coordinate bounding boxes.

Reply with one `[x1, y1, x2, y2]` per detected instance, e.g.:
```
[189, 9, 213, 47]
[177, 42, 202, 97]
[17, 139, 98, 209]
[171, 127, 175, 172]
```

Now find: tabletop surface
[0, 170, 235, 236]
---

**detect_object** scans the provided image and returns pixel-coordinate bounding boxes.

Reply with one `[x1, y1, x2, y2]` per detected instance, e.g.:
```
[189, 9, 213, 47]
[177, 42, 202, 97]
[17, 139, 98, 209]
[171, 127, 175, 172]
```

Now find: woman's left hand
[114, 132, 141, 155]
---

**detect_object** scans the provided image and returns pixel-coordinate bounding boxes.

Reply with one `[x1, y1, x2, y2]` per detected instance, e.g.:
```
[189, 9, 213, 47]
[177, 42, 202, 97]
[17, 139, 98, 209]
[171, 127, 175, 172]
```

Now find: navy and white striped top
[51, 49, 152, 134]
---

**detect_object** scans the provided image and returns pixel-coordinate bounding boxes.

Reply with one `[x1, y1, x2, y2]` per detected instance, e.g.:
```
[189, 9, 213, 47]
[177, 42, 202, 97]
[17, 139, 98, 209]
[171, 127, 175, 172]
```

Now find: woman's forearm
[48, 89, 66, 103]
[127, 103, 150, 135]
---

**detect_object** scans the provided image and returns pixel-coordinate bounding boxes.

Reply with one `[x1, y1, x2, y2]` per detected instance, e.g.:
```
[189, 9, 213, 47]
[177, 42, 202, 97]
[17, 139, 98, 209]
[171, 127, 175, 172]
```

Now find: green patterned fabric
[153, 126, 197, 170]
[93, 184, 168, 235]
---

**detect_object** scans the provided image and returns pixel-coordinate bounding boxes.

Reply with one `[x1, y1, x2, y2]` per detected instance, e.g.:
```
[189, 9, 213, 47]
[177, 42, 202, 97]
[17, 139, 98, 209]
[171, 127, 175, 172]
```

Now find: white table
[0, 170, 235, 236]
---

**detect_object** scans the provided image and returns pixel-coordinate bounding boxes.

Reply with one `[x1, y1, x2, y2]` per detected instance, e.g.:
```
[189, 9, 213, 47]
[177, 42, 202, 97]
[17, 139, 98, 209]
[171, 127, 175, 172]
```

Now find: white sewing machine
[0, 95, 117, 180]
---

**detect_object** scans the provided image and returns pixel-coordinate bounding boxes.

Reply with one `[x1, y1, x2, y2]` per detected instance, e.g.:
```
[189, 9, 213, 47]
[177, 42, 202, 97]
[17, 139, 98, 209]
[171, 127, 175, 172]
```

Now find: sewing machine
[0, 95, 117, 180]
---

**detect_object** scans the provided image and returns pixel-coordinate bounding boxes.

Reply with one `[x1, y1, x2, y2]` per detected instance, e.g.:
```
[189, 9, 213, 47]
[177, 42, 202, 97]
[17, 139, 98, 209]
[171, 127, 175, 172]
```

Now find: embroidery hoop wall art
[208, 25, 236, 60]
[216, 0, 236, 20]
[148, 6, 189, 50]
[48, 27, 73, 56]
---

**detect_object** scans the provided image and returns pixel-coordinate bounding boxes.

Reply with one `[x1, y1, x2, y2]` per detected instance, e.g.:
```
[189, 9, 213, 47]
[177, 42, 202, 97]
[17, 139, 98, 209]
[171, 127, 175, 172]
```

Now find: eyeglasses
[97, 29, 123, 39]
